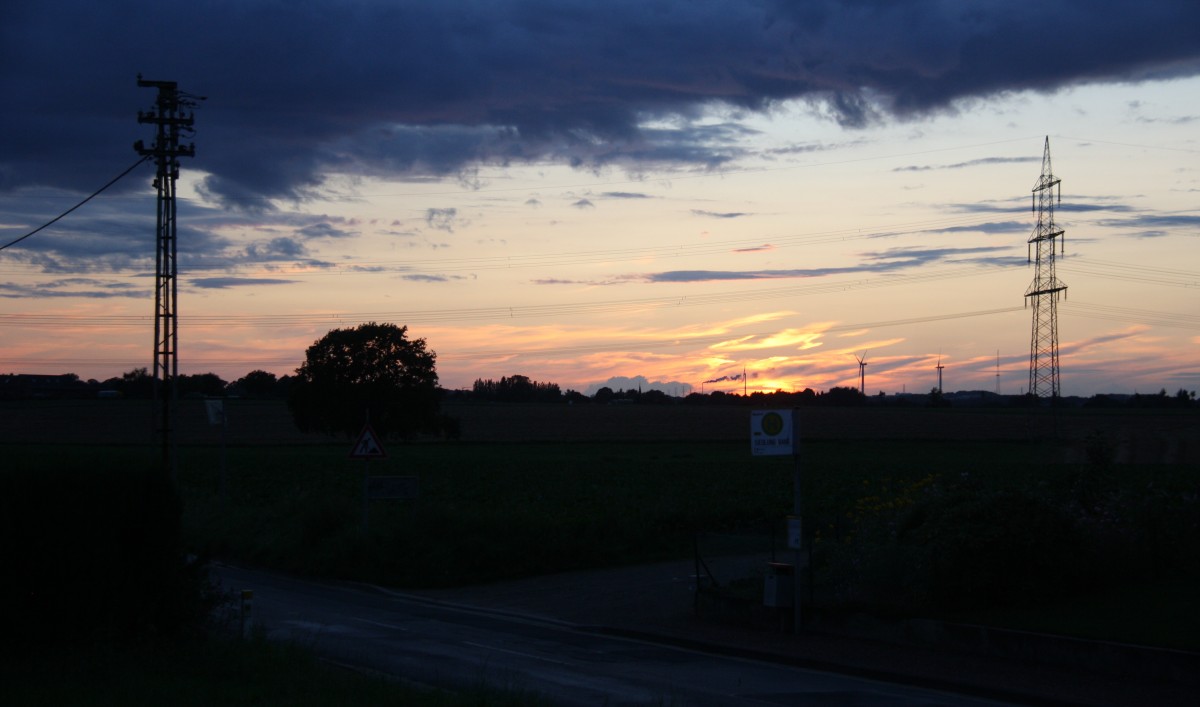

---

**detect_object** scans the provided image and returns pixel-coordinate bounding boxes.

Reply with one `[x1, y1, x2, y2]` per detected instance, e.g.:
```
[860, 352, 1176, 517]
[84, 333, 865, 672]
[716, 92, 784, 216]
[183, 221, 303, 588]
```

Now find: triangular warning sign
[349, 423, 387, 459]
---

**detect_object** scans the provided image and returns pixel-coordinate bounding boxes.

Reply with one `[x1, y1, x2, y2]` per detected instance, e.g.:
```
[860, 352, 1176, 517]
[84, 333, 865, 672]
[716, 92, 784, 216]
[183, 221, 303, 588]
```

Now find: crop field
[4, 397, 1198, 456]
[4, 398, 1197, 649]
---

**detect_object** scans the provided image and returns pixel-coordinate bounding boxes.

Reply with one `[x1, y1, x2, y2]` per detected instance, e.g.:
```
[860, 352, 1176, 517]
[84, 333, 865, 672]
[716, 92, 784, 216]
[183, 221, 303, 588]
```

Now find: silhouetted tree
[471, 374, 562, 402]
[103, 367, 153, 398]
[230, 369, 280, 398]
[288, 323, 439, 438]
[178, 372, 227, 398]
[640, 389, 671, 404]
[821, 386, 865, 406]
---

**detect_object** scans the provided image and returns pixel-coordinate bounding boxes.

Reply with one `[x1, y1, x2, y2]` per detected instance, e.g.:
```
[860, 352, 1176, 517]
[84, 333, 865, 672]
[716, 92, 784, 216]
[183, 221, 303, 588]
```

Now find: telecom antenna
[855, 351, 869, 395]
[1024, 137, 1067, 399]
[135, 76, 202, 474]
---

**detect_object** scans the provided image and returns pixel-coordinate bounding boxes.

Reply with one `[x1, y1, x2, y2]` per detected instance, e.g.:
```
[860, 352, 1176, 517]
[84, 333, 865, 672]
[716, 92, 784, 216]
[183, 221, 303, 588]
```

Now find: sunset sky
[2, 1, 1198, 397]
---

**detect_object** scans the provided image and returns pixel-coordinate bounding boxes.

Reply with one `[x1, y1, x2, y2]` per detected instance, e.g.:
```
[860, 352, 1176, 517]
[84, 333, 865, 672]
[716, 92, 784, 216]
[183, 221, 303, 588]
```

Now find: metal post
[135, 76, 201, 478]
[791, 410, 802, 632]
[362, 459, 371, 535]
[1025, 136, 1067, 399]
[219, 405, 228, 509]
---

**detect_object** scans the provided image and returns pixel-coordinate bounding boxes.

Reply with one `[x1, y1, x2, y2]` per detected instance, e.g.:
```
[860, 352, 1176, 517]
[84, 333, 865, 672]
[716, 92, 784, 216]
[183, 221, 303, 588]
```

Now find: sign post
[205, 399, 228, 509]
[751, 409, 803, 632]
[751, 410, 793, 456]
[349, 422, 387, 533]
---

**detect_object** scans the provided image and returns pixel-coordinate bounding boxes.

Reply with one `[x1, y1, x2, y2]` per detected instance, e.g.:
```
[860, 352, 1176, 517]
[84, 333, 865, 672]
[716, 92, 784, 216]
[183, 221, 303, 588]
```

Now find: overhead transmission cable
[0, 305, 1028, 371]
[0, 260, 1024, 330]
[142, 211, 1011, 277]
[0, 157, 151, 252]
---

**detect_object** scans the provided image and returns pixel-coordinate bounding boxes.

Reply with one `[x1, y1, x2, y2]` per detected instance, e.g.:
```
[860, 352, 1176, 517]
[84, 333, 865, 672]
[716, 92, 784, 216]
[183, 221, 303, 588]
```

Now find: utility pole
[1025, 137, 1067, 399]
[135, 76, 201, 477]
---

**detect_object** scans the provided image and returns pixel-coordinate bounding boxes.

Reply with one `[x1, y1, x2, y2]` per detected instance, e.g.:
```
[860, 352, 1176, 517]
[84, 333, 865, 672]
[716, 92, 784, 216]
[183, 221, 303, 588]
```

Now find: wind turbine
[855, 351, 869, 395]
[936, 354, 944, 394]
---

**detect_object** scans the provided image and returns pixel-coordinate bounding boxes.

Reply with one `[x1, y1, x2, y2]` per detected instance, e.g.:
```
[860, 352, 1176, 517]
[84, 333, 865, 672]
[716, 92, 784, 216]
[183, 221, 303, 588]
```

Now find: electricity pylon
[1024, 137, 1067, 399]
[135, 76, 201, 474]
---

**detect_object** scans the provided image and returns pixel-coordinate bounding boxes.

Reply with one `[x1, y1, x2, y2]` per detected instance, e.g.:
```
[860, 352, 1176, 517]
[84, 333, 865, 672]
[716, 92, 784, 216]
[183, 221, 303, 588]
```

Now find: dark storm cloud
[0, 186, 361, 273]
[1058, 203, 1136, 214]
[601, 192, 654, 200]
[637, 245, 1014, 282]
[190, 277, 297, 290]
[893, 156, 1039, 172]
[296, 222, 358, 240]
[0, 278, 142, 299]
[926, 220, 1026, 235]
[401, 273, 470, 283]
[946, 196, 1137, 217]
[1098, 213, 1200, 230]
[425, 208, 460, 233]
[1, 0, 1196, 208]
[862, 245, 1012, 265]
[241, 237, 310, 262]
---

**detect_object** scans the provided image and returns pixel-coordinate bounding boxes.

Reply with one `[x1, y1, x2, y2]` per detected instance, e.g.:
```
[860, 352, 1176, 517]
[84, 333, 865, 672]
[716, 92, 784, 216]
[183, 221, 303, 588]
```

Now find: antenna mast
[135, 76, 201, 475]
[1024, 137, 1067, 399]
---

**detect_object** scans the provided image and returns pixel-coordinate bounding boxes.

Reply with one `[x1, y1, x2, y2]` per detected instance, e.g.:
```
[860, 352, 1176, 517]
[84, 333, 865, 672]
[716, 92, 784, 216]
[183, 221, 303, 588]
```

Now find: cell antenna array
[134, 76, 202, 473]
[1024, 137, 1067, 398]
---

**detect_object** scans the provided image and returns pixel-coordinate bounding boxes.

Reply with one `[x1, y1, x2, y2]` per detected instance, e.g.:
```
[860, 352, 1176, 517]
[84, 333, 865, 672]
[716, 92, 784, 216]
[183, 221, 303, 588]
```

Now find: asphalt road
[214, 564, 1015, 707]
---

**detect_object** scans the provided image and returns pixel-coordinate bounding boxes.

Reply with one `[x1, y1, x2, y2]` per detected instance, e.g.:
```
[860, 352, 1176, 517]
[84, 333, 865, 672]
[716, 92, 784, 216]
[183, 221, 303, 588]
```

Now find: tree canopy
[229, 369, 287, 399]
[288, 323, 439, 438]
[471, 374, 561, 403]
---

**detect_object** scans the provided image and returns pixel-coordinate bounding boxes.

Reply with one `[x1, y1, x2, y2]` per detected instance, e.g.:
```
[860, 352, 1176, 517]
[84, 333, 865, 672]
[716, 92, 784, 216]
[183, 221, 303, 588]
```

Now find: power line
[0, 210, 1018, 280]
[0, 305, 1027, 372]
[0, 261, 1023, 329]
[0, 157, 150, 252]
[1060, 256, 1199, 288]
[1063, 301, 1200, 330]
[0, 135, 1046, 204]
[1054, 134, 1200, 155]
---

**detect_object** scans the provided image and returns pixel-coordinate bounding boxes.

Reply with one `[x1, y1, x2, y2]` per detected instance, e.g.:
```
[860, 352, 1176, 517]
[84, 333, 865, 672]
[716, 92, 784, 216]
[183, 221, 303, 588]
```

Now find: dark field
[4, 398, 1197, 651]
[4, 398, 1198, 463]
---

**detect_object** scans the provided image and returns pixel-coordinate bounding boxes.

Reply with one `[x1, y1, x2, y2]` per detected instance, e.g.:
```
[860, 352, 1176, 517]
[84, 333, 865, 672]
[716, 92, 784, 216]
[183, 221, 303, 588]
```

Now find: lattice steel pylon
[1024, 137, 1067, 399]
[135, 76, 200, 473]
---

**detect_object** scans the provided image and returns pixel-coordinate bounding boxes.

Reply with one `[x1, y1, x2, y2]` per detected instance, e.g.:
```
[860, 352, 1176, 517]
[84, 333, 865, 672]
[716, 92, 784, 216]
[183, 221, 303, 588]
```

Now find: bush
[1, 467, 220, 655]
[893, 489, 1093, 609]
